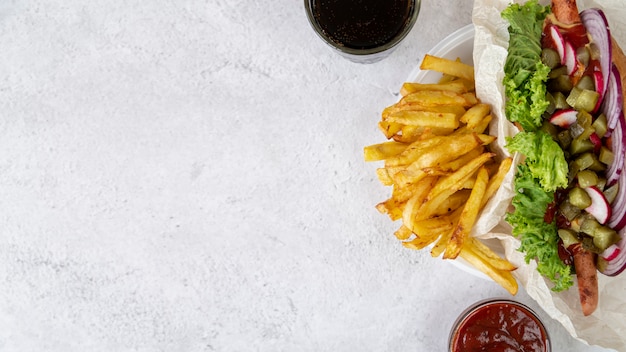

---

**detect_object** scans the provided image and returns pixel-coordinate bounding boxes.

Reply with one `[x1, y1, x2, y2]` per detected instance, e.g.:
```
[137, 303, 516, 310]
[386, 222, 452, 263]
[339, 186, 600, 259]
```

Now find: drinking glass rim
[304, 0, 421, 57]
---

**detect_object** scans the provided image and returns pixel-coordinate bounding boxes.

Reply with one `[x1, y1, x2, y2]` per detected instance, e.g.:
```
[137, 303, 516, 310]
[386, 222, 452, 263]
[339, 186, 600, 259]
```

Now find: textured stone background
[0, 0, 615, 351]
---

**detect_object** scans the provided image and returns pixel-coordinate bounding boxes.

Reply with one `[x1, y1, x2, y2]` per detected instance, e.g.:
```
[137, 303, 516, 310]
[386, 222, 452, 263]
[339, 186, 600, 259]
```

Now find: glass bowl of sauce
[449, 299, 551, 352]
[304, 0, 421, 63]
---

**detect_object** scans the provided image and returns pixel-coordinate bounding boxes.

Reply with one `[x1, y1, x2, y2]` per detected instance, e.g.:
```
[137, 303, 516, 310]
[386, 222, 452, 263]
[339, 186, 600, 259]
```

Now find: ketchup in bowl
[449, 299, 550, 352]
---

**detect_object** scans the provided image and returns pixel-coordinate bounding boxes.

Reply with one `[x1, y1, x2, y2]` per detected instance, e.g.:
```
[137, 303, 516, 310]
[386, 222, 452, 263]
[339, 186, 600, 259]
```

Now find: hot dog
[550, 0, 600, 318]
[502, 0, 626, 316]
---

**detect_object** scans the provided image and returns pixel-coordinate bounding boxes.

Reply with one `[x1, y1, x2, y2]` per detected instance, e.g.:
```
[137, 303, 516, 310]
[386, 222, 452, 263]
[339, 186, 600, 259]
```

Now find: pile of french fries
[364, 54, 518, 295]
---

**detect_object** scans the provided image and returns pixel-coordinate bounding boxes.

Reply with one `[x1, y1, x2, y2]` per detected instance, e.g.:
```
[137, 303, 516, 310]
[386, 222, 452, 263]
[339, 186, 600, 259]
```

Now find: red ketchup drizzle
[558, 239, 575, 266]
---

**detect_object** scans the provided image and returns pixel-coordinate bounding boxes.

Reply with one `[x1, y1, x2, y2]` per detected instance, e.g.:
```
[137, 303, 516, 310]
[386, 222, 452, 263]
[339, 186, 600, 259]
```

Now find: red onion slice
[581, 8, 612, 105]
[602, 65, 623, 132]
[606, 115, 625, 186]
[608, 162, 626, 230]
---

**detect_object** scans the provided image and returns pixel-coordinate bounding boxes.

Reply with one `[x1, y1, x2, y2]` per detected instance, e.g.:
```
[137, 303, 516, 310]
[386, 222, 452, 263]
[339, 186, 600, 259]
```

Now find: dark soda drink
[310, 0, 415, 50]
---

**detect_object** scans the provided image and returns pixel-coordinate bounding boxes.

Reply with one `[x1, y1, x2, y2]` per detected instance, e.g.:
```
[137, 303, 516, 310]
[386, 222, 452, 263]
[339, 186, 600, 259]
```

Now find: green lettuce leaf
[502, 0, 551, 131]
[506, 164, 573, 292]
[506, 131, 568, 192]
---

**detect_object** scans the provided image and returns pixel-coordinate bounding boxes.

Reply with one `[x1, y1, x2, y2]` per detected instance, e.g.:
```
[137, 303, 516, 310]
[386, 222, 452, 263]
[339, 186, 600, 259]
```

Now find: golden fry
[385, 135, 448, 167]
[430, 210, 463, 257]
[467, 237, 517, 272]
[431, 232, 452, 258]
[378, 120, 402, 139]
[391, 125, 455, 143]
[432, 190, 471, 216]
[437, 58, 462, 83]
[391, 169, 430, 188]
[426, 147, 483, 174]
[412, 216, 456, 234]
[425, 152, 494, 202]
[460, 177, 476, 190]
[376, 199, 404, 221]
[420, 54, 475, 82]
[376, 168, 394, 186]
[402, 176, 438, 232]
[400, 90, 476, 107]
[468, 114, 493, 134]
[460, 103, 490, 125]
[403, 233, 441, 251]
[387, 111, 460, 129]
[459, 244, 519, 295]
[482, 157, 513, 207]
[364, 141, 410, 162]
[404, 134, 493, 172]
[400, 80, 468, 96]
[394, 225, 413, 241]
[383, 102, 466, 120]
[402, 215, 458, 251]
[444, 166, 489, 259]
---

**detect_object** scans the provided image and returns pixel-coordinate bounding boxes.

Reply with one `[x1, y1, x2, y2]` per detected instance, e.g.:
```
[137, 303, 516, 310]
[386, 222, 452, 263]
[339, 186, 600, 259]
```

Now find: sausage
[551, 0, 581, 25]
[572, 244, 599, 316]
[548, 0, 601, 317]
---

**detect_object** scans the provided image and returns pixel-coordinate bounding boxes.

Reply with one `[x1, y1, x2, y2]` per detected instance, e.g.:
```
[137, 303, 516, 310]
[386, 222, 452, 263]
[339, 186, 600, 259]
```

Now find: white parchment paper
[472, 0, 626, 349]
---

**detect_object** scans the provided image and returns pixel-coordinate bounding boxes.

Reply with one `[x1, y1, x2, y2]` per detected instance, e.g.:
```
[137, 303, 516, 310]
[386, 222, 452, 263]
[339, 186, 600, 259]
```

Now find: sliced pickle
[560, 199, 582, 221]
[542, 48, 561, 69]
[569, 187, 592, 209]
[592, 226, 619, 252]
[576, 75, 595, 91]
[577, 170, 598, 188]
[567, 87, 599, 113]
[569, 138, 594, 155]
[549, 66, 569, 79]
[592, 113, 608, 138]
[558, 229, 580, 249]
[549, 74, 574, 93]
[553, 91, 570, 110]
[599, 146, 615, 166]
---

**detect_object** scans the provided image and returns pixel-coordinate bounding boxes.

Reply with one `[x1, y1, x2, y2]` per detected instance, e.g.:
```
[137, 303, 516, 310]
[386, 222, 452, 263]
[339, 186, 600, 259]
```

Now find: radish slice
[584, 186, 612, 224]
[599, 226, 626, 276]
[549, 24, 566, 64]
[549, 109, 578, 128]
[581, 8, 612, 106]
[602, 65, 623, 132]
[602, 244, 621, 261]
[564, 41, 577, 75]
[590, 132, 602, 153]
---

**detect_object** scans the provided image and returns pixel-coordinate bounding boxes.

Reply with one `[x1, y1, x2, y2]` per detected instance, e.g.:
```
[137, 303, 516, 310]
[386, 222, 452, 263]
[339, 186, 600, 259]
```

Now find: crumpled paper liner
[471, 0, 626, 349]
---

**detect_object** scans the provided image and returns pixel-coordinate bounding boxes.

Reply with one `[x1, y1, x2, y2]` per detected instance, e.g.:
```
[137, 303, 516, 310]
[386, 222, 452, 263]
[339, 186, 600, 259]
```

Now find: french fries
[364, 54, 517, 295]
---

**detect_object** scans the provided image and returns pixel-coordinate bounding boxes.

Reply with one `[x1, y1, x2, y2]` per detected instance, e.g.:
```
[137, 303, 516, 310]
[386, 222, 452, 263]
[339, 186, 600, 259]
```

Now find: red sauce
[558, 239, 574, 266]
[450, 300, 549, 352]
[544, 201, 557, 224]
